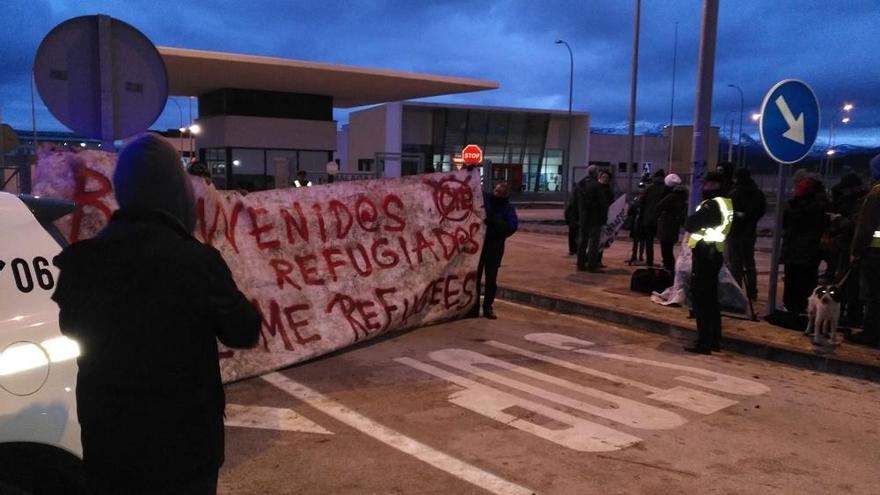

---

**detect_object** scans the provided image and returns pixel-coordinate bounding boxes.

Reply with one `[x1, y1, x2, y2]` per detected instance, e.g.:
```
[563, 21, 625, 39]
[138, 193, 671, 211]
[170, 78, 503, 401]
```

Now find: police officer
[847, 154, 880, 347]
[684, 172, 733, 354]
[294, 170, 312, 187]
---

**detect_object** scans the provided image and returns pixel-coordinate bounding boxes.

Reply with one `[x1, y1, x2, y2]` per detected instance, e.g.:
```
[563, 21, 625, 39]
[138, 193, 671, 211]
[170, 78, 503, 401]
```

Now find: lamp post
[727, 84, 744, 169]
[169, 98, 184, 159]
[825, 105, 852, 181]
[555, 39, 574, 202]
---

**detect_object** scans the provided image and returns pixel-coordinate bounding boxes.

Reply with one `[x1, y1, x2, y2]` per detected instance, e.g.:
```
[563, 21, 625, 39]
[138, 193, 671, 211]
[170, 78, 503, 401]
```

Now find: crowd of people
[565, 154, 880, 351]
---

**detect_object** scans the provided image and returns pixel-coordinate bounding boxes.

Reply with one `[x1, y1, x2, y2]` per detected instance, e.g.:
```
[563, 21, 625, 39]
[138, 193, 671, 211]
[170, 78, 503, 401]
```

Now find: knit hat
[653, 169, 666, 178]
[871, 153, 880, 181]
[114, 133, 196, 233]
[664, 173, 682, 187]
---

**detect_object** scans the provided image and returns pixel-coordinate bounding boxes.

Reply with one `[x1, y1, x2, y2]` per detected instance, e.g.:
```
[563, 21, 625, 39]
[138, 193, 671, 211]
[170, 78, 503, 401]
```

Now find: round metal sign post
[33, 15, 169, 148]
[759, 79, 820, 315]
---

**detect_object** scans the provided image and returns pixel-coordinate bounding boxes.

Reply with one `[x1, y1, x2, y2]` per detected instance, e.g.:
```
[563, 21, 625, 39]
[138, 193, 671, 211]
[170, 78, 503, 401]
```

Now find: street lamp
[169, 98, 184, 159]
[555, 39, 574, 201]
[727, 84, 744, 169]
[751, 112, 761, 122]
[824, 103, 854, 180]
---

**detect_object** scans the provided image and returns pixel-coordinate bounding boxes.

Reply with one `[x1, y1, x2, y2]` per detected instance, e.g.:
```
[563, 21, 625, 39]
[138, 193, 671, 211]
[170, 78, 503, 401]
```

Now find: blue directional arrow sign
[758, 79, 820, 164]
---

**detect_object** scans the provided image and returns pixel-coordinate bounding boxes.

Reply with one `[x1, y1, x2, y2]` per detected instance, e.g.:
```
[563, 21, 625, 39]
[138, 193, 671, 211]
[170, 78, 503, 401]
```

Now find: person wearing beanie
[828, 173, 868, 327]
[847, 153, 880, 347]
[656, 173, 687, 272]
[728, 168, 766, 301]
[683, 171, 733, 354]
[52, 133, 261, 493]
[640, 169, 667, 266]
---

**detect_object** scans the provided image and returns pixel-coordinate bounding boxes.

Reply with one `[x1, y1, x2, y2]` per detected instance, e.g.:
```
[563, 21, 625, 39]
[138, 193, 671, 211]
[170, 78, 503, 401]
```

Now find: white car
[0, 192, 86, 494]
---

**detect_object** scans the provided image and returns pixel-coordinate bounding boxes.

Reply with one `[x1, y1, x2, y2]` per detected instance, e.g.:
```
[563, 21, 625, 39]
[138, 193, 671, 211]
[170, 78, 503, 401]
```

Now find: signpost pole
[766, 161, 786, 314]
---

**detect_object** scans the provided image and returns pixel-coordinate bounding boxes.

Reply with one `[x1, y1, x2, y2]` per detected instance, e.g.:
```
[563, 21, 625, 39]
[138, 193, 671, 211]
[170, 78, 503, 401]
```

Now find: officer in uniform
[294, 170, 312, 187]
[684, 172, 733, 354]
[847, 154, 880, 347]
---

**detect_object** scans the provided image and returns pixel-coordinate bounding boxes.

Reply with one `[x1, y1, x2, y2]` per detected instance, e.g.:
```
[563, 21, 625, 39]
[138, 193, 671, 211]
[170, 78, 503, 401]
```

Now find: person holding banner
[470, 180, 518, 319]
[52, 134, 261, 494]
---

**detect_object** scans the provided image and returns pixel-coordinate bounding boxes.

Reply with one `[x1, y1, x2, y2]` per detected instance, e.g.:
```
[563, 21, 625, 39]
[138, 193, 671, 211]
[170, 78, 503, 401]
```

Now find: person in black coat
[728, 168, 767, 300]
[577, 168, 613, 272]
[640, 169, 667, 266]
[471, 180, 518, 319]
[782, 176, 829, 314]
[656, 174, 687, 272]
[52, 134, 261, 494]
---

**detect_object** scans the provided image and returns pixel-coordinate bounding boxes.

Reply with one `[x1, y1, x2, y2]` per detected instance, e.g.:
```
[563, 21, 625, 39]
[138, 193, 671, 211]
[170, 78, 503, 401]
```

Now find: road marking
[396, 357, 641, 452]
[525, 333, 770, 396]
[262, 372, 535, 495]
[225, 404, 333, 435]
[428, 348, 685, 430]
[486, 340, 737, 415]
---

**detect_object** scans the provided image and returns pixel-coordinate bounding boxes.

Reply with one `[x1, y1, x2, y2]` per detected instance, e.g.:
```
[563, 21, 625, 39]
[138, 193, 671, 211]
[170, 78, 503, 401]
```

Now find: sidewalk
[497, 231, 880, 383]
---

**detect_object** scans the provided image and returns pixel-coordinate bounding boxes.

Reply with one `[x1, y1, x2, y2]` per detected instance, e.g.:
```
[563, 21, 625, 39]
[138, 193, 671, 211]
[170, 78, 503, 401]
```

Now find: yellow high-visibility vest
[294, 179, 312, 188]
[871, 230, 880, 248]
[687, 196, 733, 252]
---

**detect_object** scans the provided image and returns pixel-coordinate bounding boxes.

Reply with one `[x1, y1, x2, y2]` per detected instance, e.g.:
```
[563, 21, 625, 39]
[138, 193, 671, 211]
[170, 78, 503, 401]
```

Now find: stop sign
[461, 144, 483, 165]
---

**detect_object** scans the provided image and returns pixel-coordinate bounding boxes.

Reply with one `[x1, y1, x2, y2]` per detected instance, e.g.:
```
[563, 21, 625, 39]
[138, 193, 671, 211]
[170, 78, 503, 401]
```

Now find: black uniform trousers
[691, 241, 724, 351]
[475, 242, 505, 312]
[576, 224, 602, 269]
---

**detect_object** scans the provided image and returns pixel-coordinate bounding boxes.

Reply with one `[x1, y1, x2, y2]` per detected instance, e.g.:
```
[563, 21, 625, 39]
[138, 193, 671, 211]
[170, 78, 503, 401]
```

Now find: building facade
[346, 102, 590, 194]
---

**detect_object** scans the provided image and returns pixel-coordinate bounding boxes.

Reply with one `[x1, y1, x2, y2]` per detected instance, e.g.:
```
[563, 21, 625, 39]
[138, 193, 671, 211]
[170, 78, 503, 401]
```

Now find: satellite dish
[33, 15, 168, 143]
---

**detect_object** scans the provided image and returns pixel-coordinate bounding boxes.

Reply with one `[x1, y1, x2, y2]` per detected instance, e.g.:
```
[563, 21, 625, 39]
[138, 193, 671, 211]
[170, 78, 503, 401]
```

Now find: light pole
[667, 20, 679, 173]
[169, 98, 184, 159]
[627, 0, 641, 198]
[727, 84, 744, 169]
[721, 111, 735, 163]
[555, 39, 574, 202]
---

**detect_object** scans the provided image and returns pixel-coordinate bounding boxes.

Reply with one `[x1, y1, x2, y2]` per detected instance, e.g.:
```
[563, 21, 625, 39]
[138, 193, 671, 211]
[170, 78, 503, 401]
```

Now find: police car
[0, 191, 87, 494]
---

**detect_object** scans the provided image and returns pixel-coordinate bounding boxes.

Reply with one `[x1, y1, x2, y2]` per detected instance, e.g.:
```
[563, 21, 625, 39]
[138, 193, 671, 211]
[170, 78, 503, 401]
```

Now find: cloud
[1, 0, 876, 146]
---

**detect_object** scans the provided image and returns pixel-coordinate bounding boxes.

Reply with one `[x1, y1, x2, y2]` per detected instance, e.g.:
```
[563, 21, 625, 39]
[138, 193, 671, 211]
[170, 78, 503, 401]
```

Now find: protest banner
[33, 149, 485, 382]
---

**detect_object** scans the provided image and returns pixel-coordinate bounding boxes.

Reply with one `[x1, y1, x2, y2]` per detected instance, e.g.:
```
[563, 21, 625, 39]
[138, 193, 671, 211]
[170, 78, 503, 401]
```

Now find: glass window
[267, 150, 297, 189]
[298, 151, 329, 184]
[231, 148, 269, 192]
[204, 148, 228, 189]
[466, 110, 489, 144]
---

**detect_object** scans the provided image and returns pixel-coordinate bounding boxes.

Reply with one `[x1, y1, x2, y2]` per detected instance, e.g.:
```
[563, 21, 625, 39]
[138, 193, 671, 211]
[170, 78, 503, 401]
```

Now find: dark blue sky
[2, 0, 877, 146]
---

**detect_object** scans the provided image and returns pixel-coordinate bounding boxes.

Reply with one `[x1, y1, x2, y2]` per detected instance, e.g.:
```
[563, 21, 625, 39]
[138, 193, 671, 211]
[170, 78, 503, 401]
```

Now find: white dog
[805, 285, 842, 346]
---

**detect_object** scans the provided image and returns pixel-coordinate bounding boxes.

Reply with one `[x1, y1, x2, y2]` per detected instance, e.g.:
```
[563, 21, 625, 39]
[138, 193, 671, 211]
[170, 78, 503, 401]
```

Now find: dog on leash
[805, 285, 842, 346]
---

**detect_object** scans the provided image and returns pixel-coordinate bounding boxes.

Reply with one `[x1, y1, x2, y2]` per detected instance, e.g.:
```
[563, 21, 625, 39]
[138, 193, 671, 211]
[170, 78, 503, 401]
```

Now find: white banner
[34, 150, 485, 381]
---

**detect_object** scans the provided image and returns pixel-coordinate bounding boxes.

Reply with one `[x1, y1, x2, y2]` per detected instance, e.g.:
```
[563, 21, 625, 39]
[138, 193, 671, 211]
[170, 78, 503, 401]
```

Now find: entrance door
[492, 164, 523, 192]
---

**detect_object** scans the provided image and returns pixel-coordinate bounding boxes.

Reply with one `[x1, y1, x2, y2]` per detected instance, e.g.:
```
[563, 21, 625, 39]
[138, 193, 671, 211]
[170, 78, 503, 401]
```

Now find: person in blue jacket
[469, 180, 518, 319]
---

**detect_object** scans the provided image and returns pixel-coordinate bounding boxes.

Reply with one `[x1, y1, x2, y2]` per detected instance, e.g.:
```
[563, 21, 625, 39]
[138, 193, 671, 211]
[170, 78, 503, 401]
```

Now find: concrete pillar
[384, 102, 403, 178]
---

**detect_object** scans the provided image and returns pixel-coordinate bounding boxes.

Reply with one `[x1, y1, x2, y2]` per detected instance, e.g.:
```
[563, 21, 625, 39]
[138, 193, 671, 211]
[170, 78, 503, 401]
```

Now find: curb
[497, 286, 880, 384]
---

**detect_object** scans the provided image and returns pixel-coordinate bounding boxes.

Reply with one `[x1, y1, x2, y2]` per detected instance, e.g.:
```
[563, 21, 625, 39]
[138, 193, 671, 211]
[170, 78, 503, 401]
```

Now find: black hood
[113, 133, 196, 233]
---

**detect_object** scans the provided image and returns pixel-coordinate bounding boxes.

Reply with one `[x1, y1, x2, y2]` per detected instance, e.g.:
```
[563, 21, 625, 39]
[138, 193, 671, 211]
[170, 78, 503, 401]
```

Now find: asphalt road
[220, 301, 880, 494]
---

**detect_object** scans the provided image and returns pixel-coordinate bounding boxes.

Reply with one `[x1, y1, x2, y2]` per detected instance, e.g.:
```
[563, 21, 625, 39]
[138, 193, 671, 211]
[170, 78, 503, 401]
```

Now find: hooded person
[780, 175, 829, 314]
[656, 173, 687, 272]
[51, 133, 261, 494]
[727, 168, 766, 299]
[574, 165, 598, 269]
[469, 180, 518, 319]
[640, 169, 667, 266]
[847, 153, 880, 347]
